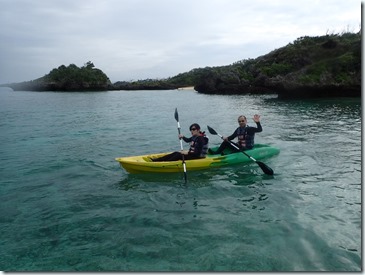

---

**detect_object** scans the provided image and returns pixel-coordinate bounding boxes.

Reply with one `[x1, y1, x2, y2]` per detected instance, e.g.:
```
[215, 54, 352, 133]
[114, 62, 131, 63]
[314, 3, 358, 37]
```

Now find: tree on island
[44, 61, 111, 90]
[5, 61, 111, 91]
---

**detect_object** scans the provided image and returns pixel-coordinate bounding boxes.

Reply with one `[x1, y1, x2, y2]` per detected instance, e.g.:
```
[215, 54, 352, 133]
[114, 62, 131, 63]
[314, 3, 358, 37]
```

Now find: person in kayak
[208, 114, 262, 155]
[152, 123, 209, 162]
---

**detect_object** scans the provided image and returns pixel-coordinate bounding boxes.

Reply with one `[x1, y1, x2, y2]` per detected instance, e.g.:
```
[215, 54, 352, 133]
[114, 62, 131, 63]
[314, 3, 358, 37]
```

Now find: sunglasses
[190, 128, 197, 131]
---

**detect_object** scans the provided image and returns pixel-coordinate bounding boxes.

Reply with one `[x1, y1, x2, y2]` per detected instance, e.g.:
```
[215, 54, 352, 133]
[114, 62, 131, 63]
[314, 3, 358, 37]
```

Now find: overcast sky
[0, 0, 362, 84]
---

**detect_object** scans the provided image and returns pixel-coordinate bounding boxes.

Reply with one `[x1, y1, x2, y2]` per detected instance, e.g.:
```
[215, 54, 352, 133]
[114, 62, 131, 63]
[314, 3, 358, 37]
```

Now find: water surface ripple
[0, 89, 361, 271]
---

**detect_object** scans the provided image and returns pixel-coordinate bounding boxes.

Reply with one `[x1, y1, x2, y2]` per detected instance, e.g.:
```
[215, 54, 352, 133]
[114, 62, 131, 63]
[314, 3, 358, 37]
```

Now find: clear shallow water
[0, 88, 361, 271]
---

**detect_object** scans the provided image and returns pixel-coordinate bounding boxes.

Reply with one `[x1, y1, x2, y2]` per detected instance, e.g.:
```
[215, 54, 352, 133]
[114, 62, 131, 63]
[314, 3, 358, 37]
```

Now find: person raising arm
[208, 114, 262, 155]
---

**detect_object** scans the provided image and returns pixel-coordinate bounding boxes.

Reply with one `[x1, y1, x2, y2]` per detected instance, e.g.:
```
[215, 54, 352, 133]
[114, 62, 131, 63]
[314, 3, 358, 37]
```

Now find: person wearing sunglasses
[208, 114, 262, 155]
[152, 123, 209, 162]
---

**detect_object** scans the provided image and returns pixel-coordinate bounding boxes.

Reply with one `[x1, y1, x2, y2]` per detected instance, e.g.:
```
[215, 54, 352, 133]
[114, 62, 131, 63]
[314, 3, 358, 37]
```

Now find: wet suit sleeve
[182, 136, 192, 143]
[246, 122, 262, 134]
[227, 128, 239, 141]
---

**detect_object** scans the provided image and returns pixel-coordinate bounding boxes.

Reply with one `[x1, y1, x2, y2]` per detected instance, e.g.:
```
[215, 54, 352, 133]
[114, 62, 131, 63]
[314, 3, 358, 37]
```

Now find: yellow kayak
[115, 144, 280, 174]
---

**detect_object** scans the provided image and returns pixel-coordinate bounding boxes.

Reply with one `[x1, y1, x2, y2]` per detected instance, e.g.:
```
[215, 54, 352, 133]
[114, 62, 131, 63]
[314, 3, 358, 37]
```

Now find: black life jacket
[236, 126, 255, 149]
[189, 134, 209, 157]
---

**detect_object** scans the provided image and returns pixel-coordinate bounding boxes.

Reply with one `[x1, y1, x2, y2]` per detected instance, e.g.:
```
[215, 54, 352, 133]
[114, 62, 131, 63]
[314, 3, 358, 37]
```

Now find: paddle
[174, 108, 187, 183]
[207, 125, 274, 175]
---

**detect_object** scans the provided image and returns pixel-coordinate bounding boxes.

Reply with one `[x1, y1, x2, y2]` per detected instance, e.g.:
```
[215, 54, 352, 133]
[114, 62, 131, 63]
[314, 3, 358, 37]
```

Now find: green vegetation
[162, 30, 361, 98]
[45, 62, 110, 87]
[113, 78, 178, 90]
[3, 30, 361, 98]
[5, 61, 111, 91]
[111, 66, 222, 90]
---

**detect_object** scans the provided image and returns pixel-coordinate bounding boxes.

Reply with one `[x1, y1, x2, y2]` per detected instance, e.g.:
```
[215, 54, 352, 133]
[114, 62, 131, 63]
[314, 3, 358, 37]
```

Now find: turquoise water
[0, 88, 361, 271]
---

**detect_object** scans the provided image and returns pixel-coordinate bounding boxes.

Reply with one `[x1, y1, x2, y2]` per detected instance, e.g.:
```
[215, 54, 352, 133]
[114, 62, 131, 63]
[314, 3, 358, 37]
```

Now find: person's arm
[246, 122, 262, 135]
[182, 136, 192, 143]
[254, 121, 262, 132]
[226, 128, 238, 141]
[253, 114, 262, 132]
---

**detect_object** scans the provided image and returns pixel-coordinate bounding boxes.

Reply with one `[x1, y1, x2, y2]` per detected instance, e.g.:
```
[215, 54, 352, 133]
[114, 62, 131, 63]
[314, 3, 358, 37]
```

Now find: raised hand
[253, 114, 261, 123]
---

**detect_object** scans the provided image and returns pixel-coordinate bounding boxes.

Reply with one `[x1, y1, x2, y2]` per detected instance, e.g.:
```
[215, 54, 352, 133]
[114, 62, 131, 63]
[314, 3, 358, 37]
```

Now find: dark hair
[189, 123, 200, 131]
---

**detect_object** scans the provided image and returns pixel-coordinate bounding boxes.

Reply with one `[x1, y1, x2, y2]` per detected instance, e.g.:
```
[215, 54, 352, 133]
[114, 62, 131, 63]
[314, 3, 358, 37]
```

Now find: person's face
[190, 126, 199, 136]
[238, 117, 246, 127]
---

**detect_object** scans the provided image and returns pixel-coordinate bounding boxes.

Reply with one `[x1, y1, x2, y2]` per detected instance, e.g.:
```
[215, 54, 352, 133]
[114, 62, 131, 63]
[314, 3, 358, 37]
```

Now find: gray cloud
[0, 0, 361, 83]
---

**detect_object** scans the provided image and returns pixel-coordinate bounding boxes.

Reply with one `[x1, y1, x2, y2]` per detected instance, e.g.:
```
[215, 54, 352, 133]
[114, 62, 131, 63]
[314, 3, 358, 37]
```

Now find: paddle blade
[257, 161, 274, 175]
[207, 125, 218, 135]
[174, 108, 179, 122]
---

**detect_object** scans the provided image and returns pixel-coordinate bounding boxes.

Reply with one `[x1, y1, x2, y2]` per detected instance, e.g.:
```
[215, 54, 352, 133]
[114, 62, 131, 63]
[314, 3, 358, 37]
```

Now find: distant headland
[1, 31, 361, 99]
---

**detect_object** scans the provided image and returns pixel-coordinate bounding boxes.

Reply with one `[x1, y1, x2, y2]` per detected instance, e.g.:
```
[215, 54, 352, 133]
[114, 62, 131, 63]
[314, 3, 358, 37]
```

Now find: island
[1, 31, 361, 99]
[192, 31, 361, 99]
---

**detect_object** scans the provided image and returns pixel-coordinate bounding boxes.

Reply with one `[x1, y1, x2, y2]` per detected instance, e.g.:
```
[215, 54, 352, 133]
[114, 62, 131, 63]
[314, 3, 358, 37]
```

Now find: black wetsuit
[213, 122, 262, 154]
[152, 135, 208, 161]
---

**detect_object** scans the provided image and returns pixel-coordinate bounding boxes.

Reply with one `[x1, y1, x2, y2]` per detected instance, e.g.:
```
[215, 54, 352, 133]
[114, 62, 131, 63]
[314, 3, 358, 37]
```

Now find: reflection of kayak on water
[115, 144, 280, 174]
